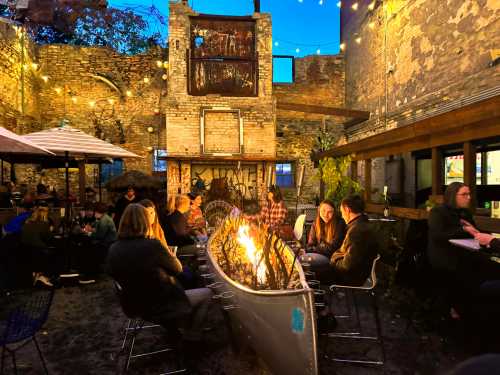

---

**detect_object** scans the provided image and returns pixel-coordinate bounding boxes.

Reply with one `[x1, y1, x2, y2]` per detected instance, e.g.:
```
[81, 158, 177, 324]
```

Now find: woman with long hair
[302, 199, 346, 269]
[247, 185, 288, 232]
[21, 202, 54, 286]
[106, 204, 212, 344]
[139, 199, 169, 250]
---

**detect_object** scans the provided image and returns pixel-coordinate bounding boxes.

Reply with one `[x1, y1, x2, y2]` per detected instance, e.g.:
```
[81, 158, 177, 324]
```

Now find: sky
[108, 0, 341, 82]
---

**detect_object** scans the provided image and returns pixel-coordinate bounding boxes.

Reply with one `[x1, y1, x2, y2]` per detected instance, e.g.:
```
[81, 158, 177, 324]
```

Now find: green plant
[318, 155, 362, 207]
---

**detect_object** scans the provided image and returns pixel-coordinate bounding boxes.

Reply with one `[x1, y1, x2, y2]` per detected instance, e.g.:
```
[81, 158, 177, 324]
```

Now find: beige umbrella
[0, 127, 55, 155]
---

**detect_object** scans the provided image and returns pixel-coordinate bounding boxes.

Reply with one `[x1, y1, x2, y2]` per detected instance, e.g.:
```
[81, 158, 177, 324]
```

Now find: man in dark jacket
[316, 195, 377, 286]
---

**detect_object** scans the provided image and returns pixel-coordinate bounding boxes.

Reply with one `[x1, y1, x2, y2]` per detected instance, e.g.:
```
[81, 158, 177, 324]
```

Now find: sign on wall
[189, 16, 258, 96]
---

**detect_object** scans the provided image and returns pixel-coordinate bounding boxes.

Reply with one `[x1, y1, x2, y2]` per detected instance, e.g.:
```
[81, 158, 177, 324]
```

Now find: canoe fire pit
[202, 214, 318, 375]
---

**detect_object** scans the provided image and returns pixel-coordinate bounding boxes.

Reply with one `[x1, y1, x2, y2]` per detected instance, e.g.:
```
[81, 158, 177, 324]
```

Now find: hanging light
[352, 2, 359, 10]
[156, 60, 163, 68]
[368, 1, 376, 10]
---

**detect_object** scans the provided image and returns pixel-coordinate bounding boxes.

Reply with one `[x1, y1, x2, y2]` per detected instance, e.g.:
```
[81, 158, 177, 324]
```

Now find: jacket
[106, 237, 190, 320]
[427, 204, 475, 272]
[328, 214, 377, 286]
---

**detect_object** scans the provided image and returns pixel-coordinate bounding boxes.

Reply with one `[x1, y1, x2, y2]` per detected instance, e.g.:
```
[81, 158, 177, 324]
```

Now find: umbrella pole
[1, 159, 3, 184]
[64, 151, 69, 235]
[98, 163, 102, 202]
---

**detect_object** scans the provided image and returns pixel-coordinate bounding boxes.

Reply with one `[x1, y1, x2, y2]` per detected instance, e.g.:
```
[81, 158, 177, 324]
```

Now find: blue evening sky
[108, 0, 341, 82]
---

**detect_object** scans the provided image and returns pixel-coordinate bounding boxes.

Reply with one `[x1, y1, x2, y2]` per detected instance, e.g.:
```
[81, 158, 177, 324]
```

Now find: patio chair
[114, 281, 186, 374]
[286, 214, 306, 250]
[324, 254, 385, 366]
[0, 288, 55, 375]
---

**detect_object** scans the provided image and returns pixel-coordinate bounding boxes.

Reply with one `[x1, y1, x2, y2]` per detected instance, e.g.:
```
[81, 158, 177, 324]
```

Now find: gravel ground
[1, 276, 478, 375]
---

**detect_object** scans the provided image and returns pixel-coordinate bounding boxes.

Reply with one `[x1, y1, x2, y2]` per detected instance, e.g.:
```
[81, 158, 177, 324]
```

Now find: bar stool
[324, 254, 385, 366]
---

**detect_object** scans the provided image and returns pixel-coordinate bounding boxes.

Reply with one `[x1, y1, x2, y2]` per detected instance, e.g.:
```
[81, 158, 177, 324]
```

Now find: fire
[237, 225, 267, 283]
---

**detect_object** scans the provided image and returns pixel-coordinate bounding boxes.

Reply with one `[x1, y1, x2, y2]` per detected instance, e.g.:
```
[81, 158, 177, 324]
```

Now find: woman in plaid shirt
[248, 185, 288, 231]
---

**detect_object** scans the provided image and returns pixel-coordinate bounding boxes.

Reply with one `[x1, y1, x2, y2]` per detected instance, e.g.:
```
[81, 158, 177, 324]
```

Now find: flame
[237, 225, 267, 283]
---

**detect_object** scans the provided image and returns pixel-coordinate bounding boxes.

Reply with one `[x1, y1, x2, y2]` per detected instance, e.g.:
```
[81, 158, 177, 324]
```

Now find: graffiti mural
[189, 16, 257, 96]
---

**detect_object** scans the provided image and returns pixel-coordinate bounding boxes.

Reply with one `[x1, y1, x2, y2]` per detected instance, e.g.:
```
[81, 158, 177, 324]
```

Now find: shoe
[34, 274, 54, 287]
[78, 277, 96, 285]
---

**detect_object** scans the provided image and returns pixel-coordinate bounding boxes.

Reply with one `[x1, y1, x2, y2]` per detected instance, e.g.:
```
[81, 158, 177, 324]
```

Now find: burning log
[209, 215, 301, 290]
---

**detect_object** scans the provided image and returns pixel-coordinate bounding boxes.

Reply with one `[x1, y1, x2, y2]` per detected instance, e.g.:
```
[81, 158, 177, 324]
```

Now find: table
[449, 239, 481, 251]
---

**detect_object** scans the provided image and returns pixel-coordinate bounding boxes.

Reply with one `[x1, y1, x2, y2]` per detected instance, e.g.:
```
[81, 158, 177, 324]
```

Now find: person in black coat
[106, 203, 212, 341]
[315, 195, 377, 286]
[113, 186, 140, 227]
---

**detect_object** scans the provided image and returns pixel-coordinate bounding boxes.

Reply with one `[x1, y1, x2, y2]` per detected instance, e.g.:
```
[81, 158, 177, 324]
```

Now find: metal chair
[1, 289, 55, 375]
[286, 214, 306, 251]
[325, 254, 385, 366]
[114, 281, 186, 374]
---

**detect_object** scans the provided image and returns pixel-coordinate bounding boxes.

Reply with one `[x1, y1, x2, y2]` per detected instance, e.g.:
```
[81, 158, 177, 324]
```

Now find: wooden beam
[364, 159, 372, 203]
[431, 147, 443, 195]
[314, 95, 500, 161]
[463, 141, 476, 210]
[277, 102, 370, 119]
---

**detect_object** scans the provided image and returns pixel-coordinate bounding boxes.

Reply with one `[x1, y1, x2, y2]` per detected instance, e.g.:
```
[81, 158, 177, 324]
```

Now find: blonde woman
[164, 194, 197, 255]
[21, 202, 54, 287]
[139, 199, 171, 251]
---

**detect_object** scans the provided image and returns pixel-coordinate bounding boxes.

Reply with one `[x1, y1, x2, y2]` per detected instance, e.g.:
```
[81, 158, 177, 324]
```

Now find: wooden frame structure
[312, 95, 500, 232]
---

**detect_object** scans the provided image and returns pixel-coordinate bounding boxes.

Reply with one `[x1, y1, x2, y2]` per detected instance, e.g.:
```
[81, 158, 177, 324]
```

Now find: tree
[319, 155, 362, 208]
[1, 1, 162, 54]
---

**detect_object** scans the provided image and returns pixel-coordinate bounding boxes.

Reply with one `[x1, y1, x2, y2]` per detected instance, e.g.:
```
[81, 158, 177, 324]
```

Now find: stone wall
[274, 54, 345, 205]
[340, 0, 500, 206]
[0, 20, 39, 132]
[342, 0, 500, 132]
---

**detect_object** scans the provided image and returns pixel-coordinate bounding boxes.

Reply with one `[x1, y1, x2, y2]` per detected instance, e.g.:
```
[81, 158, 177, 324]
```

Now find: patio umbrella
[0, 127, 55, 155]
[105, 170, 163, 191]
[22, 125, 139, 159]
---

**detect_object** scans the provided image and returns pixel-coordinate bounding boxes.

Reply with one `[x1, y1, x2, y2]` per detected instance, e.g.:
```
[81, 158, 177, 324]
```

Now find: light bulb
[340, 43, 346, 51]
[31, 63, 38, 70]
[316, 49, 321, 55]
[295, 48, 300, 53]
[126, 90, 132, 97]
[156, 60, 163, 68]
[163, 61, 169, 68]
[89, 101, 96, 107]
[355, 37, 362, 44]
[41, 75, 49, 83]
[55, 87, 62, 94]
[154, 108, 160, 114]
[147, 126, 154, 133]
[274, 41, 279, 46]
[319, 0, 323, 4]
[71, 96, 77, 103]
[146, 146, 153, 152]
[108, 99, 115, 105]
[352, 2, 358, 10]
[162, 74, 168, 80]
[337, 1, 341, 8]
[143, 77, 150, 83]
[369, 22, 375, 29]
[368, 1, 375, 10]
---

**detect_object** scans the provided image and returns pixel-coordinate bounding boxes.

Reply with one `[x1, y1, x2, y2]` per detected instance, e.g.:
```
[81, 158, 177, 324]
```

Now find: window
[276, 163, 294, 188]
[100, 159, 123, 185]
[444, 154, 482, 185]
[153, 149, 167, 173]
[487, 150, 500, 184]
[273, 55, 294, 83]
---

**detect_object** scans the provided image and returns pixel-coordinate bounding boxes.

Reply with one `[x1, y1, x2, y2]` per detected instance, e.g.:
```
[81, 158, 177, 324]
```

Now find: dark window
[153, 149, 167, 172]
[100, 159, 123, 185]
[276, 162, 294, 188]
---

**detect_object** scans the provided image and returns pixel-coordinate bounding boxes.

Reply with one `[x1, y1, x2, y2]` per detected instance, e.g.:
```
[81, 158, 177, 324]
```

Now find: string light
[126, 90, 132, 97]
[351, 2, 359, 11]
[55, 87, 62, 94]
[340, 42, 346, 51]
[41, 75, 49, 83]
[71, 96, 77, 103]
[368, 1, 376, 10]
[355, 37, 362, 44]
[156, 60, 163, 68]
[163, 61, 168, 68]
[143, 77, 150, 83]
[162, 74, 168, 80]
[31, 63, 39, 70]
[337, 1, 341, 8]
[89, 101, 96, 108]
[108, 99, 115, 105]
[147, 126, 154, 133]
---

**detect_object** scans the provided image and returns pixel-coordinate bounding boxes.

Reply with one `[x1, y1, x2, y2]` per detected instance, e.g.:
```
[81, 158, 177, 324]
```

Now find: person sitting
[139, 199, 169, 250]
[475, 233, 500, 251]
[186, 192, 207, 242]
[318, 195, 377, 286]
[246, 185, 288, 232]
[114, 186, 140, 227]
[2, 201, 33, 237]
[163, 195, 197, 256]
[20, 202, 54, 287]
[79, 202, 117, 284]
[301, 199, 346, 271]
[106, 204, 213, 345]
